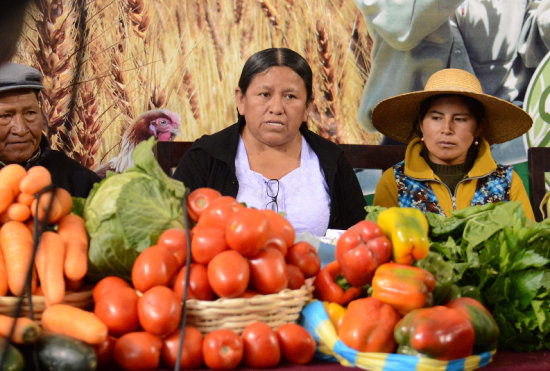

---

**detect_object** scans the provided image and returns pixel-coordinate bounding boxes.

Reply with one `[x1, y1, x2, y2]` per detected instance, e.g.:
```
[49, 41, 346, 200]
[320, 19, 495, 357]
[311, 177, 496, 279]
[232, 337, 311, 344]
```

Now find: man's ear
[235, 87, 245, 116]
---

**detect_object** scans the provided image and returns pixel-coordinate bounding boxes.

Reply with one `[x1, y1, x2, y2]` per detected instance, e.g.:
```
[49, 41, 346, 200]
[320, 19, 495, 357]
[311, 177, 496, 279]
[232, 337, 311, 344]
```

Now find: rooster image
[95, 109, 181, 177]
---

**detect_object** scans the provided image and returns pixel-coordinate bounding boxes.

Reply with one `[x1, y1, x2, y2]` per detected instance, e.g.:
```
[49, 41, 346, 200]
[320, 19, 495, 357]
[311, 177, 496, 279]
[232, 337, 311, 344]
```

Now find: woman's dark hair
[238, 48, 313, 103]
[409, 94, 485, 139]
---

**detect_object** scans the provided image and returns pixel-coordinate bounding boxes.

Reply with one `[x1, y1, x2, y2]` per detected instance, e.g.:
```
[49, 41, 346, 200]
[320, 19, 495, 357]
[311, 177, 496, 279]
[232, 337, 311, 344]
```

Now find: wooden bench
[527, 146, 550, 221]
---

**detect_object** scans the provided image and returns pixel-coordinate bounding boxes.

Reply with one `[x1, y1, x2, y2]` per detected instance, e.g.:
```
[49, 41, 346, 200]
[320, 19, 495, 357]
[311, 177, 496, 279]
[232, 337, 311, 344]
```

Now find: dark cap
[0, 62, 44, 93]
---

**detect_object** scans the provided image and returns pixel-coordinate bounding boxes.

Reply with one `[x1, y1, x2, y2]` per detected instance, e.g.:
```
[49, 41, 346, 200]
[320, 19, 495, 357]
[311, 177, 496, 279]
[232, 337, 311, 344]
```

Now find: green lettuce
[84, 137, 186, 282]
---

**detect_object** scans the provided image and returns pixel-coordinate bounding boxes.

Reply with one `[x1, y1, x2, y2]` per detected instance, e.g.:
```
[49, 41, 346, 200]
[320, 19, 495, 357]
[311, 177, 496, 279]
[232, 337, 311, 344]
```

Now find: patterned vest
[393, 160, 512, 215]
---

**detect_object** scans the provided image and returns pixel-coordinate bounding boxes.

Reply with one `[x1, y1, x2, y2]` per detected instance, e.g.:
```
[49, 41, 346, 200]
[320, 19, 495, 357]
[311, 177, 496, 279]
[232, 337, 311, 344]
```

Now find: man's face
[0, 90, 43, 164]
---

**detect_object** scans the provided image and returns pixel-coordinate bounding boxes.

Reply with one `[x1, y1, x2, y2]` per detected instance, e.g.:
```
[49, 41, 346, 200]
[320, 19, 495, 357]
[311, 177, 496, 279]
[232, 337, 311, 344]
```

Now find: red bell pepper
[446, 297, 499, 352]
[335, 220, 392, 286]
[394, 306, 475, 360]
[337, 297, 401, 353]
[313, 260, 361, 306]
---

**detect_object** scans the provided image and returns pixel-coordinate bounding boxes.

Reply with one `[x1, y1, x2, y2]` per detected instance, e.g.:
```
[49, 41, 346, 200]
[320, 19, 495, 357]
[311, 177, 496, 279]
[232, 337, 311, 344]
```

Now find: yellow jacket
[373, 137, 535, 220]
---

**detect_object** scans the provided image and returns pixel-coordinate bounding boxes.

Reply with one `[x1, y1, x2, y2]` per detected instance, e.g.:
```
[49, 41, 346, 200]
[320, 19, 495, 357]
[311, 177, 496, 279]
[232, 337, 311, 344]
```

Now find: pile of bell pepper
[313, 207, 499, 361]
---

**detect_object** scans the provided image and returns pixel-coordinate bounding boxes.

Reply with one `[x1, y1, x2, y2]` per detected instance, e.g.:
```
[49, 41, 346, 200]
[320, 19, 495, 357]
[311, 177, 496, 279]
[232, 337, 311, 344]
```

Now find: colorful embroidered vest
[393, 160, 512, 215]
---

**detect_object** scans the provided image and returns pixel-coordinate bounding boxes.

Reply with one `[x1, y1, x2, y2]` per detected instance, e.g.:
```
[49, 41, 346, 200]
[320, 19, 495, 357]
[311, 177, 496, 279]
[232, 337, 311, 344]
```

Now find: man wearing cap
[0, 62, 100, 197]
[372, 68, 535, 220]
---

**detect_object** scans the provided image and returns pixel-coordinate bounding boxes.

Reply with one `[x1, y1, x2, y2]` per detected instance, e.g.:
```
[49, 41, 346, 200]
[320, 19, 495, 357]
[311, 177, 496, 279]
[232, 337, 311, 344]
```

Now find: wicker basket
[0, 289, 94, 320]
[185, 278, 314, 335]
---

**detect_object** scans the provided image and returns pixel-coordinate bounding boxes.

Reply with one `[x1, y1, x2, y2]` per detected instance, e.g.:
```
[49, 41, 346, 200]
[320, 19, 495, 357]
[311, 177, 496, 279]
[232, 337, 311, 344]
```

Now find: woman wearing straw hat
[372, 68, 535, 220]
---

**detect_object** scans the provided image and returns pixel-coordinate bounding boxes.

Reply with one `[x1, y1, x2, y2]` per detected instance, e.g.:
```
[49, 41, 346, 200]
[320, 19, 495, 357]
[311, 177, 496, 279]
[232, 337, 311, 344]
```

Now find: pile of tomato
[90, 187, 322, 370]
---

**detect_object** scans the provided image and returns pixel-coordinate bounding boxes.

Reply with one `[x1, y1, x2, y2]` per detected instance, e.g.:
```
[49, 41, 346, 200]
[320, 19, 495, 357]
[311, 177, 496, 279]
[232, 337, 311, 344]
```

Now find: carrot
[19, 166, 52, 195]
[0, 164, 26, 195]
[30, 188, 72, 224]
[0, 314, 41, 344]
[53, 187, 73, 219]
[41, 304, 108, 345]
[0, 184, 14, 215]
[35, 231, 65, 307]
[57, 214, 88, 281]
[5, 203, 31, 223]
[0, 241, 8, 296]
[0, 221, 35, 296]
[16, 192, 35, 207]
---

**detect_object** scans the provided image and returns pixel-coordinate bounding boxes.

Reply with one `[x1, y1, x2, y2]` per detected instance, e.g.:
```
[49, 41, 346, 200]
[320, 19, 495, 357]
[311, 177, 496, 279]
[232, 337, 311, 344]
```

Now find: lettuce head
[84, 137, 186, 282]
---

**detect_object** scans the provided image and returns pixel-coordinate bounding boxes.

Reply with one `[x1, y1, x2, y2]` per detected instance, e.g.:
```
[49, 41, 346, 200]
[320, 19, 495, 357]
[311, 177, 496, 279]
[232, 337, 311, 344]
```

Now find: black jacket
[173, 121, 367, 230]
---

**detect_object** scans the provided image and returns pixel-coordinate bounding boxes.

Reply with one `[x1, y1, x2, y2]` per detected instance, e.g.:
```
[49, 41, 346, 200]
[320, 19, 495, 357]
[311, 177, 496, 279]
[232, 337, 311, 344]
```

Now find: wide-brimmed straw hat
[371, 68, 533, 144]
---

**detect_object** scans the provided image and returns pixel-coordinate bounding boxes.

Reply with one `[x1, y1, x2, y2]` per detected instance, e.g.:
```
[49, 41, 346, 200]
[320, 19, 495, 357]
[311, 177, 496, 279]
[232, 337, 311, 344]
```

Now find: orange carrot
[0, 221, 35, 296]
[41, 304, 108, 345]
[5, 203, 31, 223]
[19, 166, 52, 195]
[53, 187, 73, 219]
[0, 164, 26, 195]
[16, 192, 35, 207]
[0, 241, 8, 296]
[30, 188, 72, 224]
[0, 184, 14, 215]
[35, 231, 65, 306]
[57, 214, 88, 281]
[0, 314, 41, 344]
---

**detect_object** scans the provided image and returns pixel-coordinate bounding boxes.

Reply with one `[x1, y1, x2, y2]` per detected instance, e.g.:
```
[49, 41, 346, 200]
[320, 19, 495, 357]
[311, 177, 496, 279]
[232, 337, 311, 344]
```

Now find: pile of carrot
[0, 164, 90, 307]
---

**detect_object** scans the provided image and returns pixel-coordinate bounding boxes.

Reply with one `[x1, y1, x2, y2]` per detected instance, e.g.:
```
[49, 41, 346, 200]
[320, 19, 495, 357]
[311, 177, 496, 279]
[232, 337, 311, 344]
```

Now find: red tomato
[131, 245, 180, 293]
[94, 286, 140, 336]
[276, 323, 316, 365]
[173, 263, 215, 301]
[207, 250, 250, 298]
[286, 241, 321, 278]
[94, 335, 116, 366]
[137, 286, 182, 336]
[191, 227, 228, 264]
[202, 329, 243, 370]
[262, 209, 295, 250]
[157, 228, 189, 266]
[92, 276, 131, 302]
[225, 207, 270, 258]
[249, 247, 288, 294]
[161, 326, 203, 369]
[197, 196, 243, 229]
[187, 187, 222, 222]
[242, 321, 281, 368]
[113, 332, 163, 371]
[286, 263, 306, 290]
[263, 236, 288, 256]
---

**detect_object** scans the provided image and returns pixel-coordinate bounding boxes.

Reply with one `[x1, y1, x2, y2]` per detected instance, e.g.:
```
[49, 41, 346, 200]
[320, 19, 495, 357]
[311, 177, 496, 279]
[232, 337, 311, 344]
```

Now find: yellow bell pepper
[322, 301, 347, 330]
[377, 207, 429, 265]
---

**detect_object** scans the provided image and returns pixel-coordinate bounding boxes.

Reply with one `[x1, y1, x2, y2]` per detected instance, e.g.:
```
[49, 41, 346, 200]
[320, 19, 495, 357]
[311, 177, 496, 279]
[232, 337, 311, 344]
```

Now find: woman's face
[419, 96, 481, 165]
[236, 66, 311, 147]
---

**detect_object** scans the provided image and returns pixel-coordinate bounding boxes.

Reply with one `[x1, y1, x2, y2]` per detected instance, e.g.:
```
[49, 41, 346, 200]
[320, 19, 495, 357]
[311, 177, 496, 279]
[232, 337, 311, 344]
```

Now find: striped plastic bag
[300, 300, 495, 371]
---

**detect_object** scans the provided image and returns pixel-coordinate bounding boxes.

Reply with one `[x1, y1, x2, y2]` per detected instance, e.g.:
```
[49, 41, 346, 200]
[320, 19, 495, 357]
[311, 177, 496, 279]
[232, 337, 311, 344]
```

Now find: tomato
[137, 286, 182, 336]
[286, 241, 321, 278]
[249, 247, 288, 294]
[240, 289, 260, 298]
[94, 335, 116, 366]
[157, 228, 189, 266]
[113, 331, 163, 371]
[262, 209, 295, 251]
[286, 263, 306, 290]
[263, 236, 288, 256]
[131, 245, 180, 293]
[207, 250, 250, 298]
[187, 187, 222, 222]
[202, 329, 243, 370]
[197, 196, 243, 229]
[242, 321, 281, 368]
[161, 326, 203, 369]
[173, 263, 215, 301]
[276, 323, 316, 365]
[92, 276, 131, 302]
[191, 227, 228, 264]
[94, 286, 140, 336]
[225, 207, 270, 258]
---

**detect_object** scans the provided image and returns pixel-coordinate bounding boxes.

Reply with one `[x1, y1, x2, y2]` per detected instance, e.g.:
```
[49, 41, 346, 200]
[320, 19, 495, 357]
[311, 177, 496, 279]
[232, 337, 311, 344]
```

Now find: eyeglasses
[266, 179, 279, 212]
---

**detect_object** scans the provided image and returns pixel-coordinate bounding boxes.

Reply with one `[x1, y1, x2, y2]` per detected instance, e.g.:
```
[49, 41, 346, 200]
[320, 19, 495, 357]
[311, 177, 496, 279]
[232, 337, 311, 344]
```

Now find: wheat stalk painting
[13, 0, 378, 170]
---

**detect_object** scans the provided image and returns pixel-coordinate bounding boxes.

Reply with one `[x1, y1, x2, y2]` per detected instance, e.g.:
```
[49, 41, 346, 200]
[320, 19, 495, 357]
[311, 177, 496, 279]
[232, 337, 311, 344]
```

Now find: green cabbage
[84, 137, 186, 282]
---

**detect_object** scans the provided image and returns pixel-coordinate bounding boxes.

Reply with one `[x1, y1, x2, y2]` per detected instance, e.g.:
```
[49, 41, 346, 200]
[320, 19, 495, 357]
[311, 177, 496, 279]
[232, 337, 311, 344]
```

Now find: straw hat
[371, 68, 533, 144]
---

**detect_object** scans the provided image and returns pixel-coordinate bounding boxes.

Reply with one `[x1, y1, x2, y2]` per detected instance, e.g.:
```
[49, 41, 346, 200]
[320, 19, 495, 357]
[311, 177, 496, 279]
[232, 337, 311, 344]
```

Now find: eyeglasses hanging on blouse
[266, 178, 279, 212]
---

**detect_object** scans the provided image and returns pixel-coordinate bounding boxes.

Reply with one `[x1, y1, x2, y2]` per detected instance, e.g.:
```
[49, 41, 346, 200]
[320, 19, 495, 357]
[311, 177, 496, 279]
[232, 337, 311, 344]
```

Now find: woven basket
[0, 289, 94, 320]
[185, 278, 314, 335]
